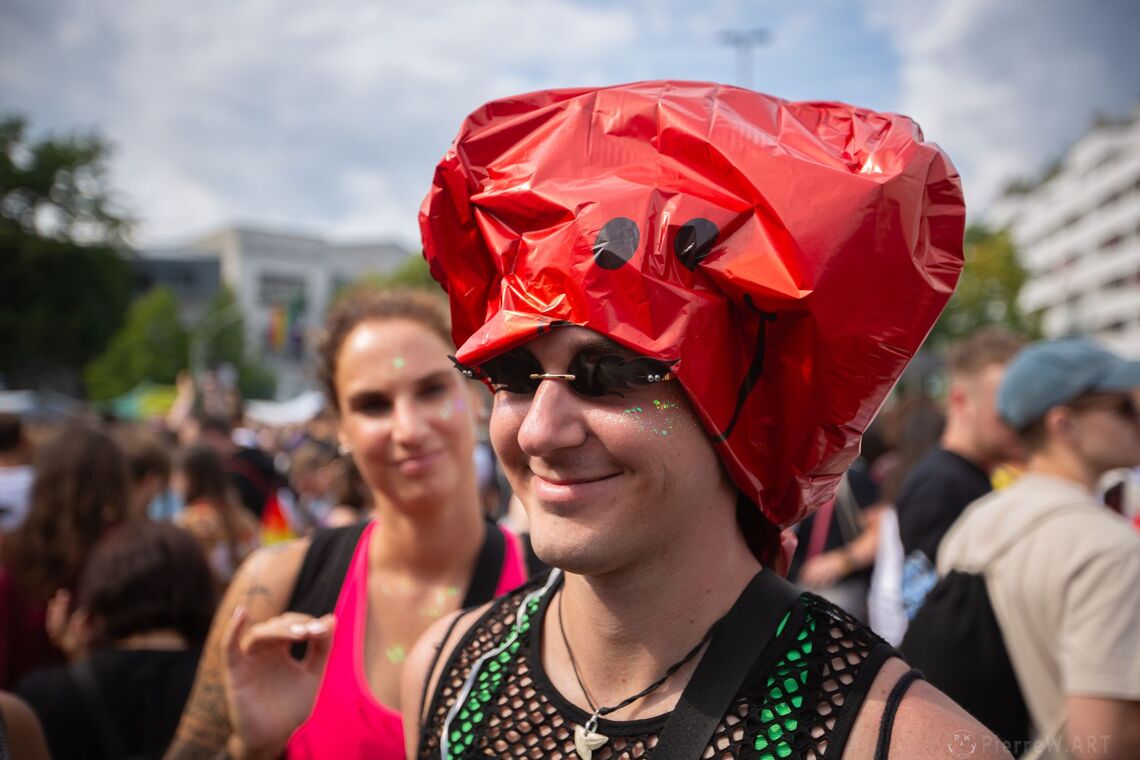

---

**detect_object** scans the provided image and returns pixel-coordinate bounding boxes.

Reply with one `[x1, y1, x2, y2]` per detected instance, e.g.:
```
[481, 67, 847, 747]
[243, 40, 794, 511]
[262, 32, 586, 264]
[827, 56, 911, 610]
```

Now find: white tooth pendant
[574, 714, 609, 760]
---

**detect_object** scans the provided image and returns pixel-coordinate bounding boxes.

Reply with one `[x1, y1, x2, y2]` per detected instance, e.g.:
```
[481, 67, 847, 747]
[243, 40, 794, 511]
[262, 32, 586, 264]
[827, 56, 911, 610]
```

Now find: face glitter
[393, 356, 406, 370]
[621, 399, 680, 438]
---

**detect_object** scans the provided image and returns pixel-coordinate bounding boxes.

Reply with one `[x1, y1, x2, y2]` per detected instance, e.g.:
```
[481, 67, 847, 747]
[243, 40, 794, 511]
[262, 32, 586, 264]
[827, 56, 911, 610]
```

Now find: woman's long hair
[3, 422, 131, 600]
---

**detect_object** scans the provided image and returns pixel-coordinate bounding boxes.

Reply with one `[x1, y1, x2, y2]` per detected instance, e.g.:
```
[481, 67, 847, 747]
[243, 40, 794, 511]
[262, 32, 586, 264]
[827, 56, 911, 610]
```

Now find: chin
[527, 513, 626, 576]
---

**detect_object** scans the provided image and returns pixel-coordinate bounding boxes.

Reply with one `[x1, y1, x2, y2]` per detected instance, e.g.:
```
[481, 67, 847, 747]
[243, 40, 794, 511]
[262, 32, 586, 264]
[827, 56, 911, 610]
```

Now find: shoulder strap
[286, 520, 369, 617]
[71, 660, 129, 760]
[652, 568, 801, 760]
[460, 520, 505, 607]
[874, 668, 923, 759]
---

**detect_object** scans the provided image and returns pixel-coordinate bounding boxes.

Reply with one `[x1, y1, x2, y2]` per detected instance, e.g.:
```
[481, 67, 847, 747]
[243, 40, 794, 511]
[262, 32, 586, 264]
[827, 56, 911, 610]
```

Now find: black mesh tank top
[419, 572, 898, 759]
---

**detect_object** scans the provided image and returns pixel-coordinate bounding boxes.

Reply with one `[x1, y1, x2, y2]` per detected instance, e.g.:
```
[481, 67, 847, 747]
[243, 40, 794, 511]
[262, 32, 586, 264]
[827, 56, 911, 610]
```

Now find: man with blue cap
[933, 339, 1140, 760]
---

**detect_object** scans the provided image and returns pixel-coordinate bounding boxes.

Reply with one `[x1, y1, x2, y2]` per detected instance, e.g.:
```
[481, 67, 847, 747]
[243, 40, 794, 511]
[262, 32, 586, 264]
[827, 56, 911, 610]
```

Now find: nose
[515, 377, 589, 458]
[391, 395, 430, 446]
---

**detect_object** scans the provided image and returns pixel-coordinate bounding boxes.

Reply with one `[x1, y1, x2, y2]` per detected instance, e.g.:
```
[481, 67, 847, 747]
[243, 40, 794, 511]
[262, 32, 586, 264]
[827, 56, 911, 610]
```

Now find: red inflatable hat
[421, 80, 964, 536]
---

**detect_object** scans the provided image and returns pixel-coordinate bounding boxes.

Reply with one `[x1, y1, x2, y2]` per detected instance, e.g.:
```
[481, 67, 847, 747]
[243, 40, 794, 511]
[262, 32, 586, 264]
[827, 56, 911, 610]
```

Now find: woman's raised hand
[219, 607, 336, 759]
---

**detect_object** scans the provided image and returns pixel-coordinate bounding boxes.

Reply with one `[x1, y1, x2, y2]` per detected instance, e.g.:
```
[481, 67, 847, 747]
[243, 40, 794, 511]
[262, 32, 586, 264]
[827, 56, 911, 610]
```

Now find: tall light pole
[720, 29, 769, 90]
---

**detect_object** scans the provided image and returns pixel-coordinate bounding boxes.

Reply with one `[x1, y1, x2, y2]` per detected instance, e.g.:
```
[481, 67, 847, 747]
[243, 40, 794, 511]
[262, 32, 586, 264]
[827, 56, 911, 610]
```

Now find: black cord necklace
[556, 588, 716, 759]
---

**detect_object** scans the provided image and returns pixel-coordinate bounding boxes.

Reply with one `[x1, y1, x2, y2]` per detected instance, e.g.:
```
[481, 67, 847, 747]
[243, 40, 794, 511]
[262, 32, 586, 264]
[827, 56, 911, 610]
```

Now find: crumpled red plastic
[420, 80, 964, 548]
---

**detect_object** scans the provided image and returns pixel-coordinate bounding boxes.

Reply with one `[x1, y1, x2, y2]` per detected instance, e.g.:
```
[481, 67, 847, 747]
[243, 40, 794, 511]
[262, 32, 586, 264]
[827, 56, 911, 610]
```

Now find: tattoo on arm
[166, 655, 231, 759]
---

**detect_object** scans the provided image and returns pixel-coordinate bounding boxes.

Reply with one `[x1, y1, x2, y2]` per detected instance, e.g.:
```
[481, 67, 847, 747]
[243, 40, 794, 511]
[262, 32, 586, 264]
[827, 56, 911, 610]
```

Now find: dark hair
[78, 521, 216, 647]
[317, 287, 452, 411]
[4, 422, 131, 600]
[735, 492, 782, 566]
[192, 412, 233, 438]
[176, 443, 245, 571]
[0, 413, 23, 452]
[115, 428, 172, 483]
[946, 328, 1025, 379]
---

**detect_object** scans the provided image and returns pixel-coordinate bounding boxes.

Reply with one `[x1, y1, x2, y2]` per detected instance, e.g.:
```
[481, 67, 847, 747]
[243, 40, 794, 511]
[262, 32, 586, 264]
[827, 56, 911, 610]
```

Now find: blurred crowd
[0, 291, 1137, 759]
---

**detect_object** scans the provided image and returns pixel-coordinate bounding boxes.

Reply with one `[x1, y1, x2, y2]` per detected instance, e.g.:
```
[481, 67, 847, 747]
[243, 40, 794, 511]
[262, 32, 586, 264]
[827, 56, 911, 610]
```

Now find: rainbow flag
[259, 488, 297, 545]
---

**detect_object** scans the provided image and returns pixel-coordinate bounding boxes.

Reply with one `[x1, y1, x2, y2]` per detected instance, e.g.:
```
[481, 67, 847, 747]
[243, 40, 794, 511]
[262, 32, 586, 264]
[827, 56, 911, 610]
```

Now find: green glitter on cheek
[393, 357, 406, 370]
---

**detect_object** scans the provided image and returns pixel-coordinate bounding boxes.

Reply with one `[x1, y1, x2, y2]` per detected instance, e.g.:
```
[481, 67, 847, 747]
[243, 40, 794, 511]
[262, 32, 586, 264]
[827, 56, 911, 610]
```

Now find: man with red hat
[403, 81, 1009, 759]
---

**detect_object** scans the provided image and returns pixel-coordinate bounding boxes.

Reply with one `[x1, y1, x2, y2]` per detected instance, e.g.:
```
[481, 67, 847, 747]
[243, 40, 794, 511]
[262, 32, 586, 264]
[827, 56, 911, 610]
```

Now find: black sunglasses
[451, 348, 674, 398]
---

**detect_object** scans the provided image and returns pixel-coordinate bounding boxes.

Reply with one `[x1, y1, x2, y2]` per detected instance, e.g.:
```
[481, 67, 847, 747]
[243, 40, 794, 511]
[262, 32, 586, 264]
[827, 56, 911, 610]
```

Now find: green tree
[85, 287, 189, 401]
[191, 288, 276, 400]
[334, 253, 436, 306]
[926, 225, 1041, 348]
[0, 115, 134, 393]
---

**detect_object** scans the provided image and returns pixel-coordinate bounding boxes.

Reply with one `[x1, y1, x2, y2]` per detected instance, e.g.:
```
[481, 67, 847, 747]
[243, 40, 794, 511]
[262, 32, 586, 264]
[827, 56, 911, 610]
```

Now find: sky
[1, 0, 1138, 250]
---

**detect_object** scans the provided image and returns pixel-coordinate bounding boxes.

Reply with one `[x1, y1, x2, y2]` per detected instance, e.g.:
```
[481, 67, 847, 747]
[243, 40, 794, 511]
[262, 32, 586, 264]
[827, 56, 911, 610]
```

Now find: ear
[1043, 406, 1074, 439]
[945, 381, 970, 415]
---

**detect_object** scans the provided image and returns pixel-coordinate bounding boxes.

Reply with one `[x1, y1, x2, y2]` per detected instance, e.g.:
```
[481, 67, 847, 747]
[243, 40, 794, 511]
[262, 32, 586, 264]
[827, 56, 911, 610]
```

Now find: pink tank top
[286, 520, 527, 759]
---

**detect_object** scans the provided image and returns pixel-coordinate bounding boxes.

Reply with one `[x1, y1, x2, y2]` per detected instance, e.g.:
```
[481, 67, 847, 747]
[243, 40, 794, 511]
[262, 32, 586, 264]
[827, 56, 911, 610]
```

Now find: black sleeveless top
[419, 572, 901, 759]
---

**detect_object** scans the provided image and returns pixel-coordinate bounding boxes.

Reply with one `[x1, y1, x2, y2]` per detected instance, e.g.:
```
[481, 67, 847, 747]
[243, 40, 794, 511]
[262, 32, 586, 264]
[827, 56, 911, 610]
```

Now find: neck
[548, 516, 760, 718]
[369, 485, 486, 578]
[1027, 448, 1099, 491]
[113, 628, 189, 651]
[941, 427, 992, 473]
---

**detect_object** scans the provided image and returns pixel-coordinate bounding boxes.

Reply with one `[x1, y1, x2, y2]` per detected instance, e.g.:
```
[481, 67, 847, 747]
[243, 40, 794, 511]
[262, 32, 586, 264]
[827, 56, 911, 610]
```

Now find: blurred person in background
[166, 288, 527, 760]
[0, 414, 34, 535]
[893, 328, 1025, 619]
[866, 393, 947, 644]
[172, 443, 259, 590]
[286, 438, 341, 531]
[183, 412, 280, 524]
[16, 521, 215, 760]
[904, 339, 1140, 759]
[787, 426, 891, 620]
[115, 427, 174, 521]
[0, 422, 131, 688]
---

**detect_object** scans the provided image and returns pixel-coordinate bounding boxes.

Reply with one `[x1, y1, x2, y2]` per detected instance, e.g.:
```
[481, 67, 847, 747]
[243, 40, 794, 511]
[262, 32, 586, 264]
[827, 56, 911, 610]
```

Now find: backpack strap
[286, 520, 370, 617]
[652, 568, 801, 760]
[71, 660, 129, 760]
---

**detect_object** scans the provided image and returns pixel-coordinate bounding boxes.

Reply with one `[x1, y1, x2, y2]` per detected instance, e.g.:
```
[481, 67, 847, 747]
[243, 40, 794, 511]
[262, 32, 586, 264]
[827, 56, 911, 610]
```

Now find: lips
[528, 468, 621, 504]
[393, 450, 443, 476]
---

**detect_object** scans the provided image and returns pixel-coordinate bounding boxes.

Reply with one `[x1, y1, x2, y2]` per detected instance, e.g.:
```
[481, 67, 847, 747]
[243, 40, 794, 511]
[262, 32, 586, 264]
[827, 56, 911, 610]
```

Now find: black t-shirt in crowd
[895, 447, 992, 564]
[15, 647, 201, 760]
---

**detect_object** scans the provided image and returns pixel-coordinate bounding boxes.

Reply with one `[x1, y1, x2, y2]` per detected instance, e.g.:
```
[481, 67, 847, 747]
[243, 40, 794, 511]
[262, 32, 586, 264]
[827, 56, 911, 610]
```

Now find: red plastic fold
[420, 80, 964, 543]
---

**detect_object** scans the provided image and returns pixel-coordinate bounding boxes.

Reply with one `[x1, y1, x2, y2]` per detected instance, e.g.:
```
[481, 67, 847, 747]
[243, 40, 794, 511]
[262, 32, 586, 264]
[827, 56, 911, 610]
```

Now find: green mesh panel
[753, 611, 815, 760]
[446, 591, 544, 758]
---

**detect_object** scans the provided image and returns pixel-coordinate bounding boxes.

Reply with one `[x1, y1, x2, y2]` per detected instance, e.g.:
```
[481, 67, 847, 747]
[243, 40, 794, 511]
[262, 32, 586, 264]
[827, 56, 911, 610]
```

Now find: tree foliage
[335, 253, 437, 307]
[85, 287, 189, 401]
[193, 288, 276, 400]
[926, 225, 1041, 349]
[0, 115, 134, 392]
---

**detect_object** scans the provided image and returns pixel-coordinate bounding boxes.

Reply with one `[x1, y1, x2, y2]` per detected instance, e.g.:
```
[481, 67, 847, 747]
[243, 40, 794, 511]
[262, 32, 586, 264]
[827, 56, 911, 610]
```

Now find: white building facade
[140, 227, 411, 397]
[988, 107, 1140, 357]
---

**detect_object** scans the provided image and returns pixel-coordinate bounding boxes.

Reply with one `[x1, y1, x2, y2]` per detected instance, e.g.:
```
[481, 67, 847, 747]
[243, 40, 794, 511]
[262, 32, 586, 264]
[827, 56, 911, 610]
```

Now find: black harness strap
[652, 568, 801, 760]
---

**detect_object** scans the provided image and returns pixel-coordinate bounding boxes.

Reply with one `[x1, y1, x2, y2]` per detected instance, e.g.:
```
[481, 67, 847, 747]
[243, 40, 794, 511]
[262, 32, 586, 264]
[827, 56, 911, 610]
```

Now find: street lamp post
[720, 29, 769, 90]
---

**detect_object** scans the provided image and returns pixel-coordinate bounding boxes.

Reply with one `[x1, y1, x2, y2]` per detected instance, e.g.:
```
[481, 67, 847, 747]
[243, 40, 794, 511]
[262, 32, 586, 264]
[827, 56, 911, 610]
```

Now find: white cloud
[1, 0, 637, 246]
[865, 0, 1140, 219]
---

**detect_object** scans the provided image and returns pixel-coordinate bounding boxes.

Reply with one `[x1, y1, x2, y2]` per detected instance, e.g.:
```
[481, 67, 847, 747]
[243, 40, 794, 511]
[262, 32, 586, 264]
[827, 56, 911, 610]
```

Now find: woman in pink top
[166, 288, 527, 760]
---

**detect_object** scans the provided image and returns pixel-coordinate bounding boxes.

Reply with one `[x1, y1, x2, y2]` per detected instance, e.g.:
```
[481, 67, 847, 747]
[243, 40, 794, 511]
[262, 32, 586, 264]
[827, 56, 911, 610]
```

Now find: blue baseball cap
[997, 339, 1140, 430]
